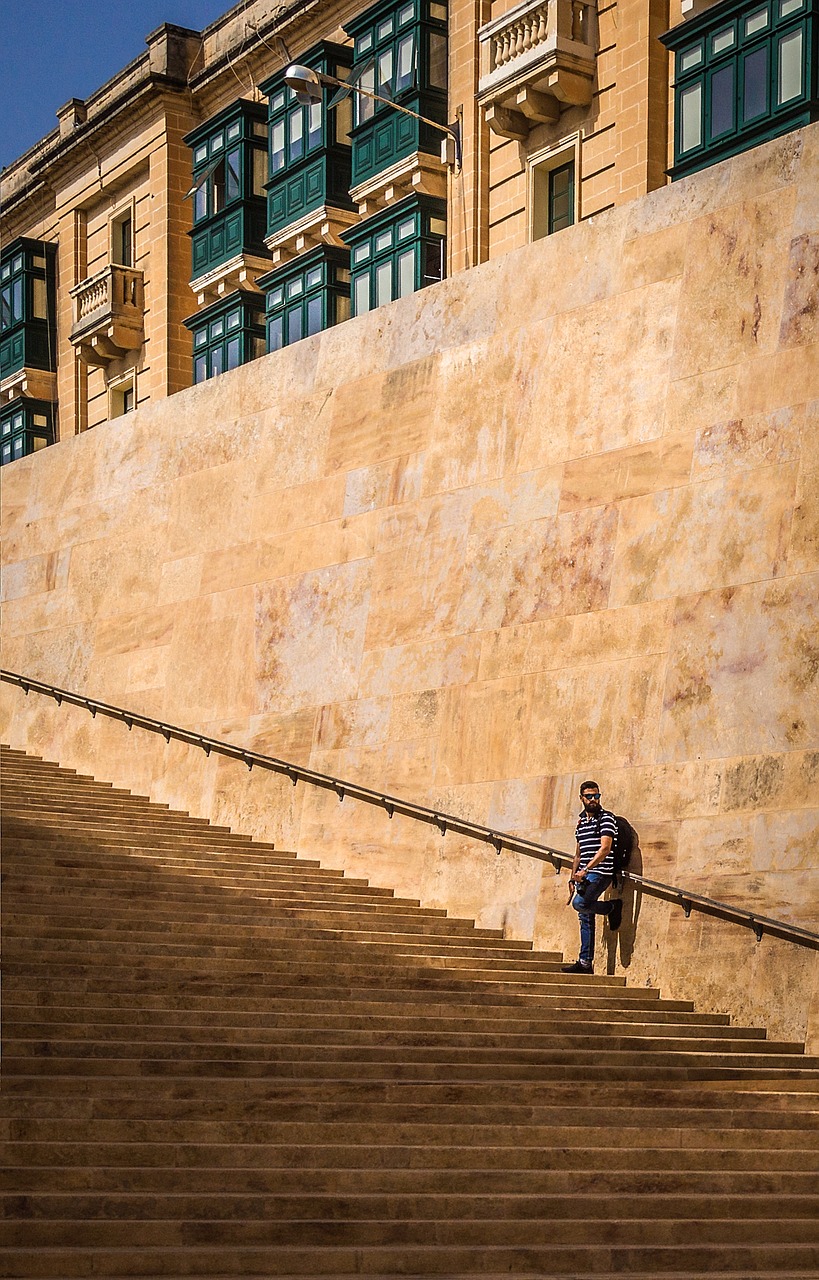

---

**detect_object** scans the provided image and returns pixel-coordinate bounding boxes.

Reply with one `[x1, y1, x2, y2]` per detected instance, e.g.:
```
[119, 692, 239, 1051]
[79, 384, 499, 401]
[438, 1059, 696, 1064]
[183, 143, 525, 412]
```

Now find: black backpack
[612, 814, 636, 887]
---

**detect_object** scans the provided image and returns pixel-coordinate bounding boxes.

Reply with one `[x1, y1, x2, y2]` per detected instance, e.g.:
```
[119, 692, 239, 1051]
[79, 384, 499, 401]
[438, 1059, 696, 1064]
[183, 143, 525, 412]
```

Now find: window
[260, 44, 355, 239]
[260, 249, 352, 351]
[531, 151, 577, 240]
[184, 103, 269, 281]
[0, 399, 54, 466]
[662, 0, 818, 179]
[346, 0, 448, 187]
[0, 239, 57, 382]
[109, 372, 136, 419]
[110, 207, 134, 267]
[345, 197, 445, 315]
[184, 294, 266, 384]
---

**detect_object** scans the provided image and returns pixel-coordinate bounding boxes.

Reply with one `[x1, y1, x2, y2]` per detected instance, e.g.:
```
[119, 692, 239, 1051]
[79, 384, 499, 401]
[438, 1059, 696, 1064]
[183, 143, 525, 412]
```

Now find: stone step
[5, 1119, 819, 1148]
[4, 1165, 818, 1196]
[1, 1190, 817, 1222]
[5, 1020, 774, 1047]
[5, 1141, 816, 1172]
[3, 1093, 818, 1130]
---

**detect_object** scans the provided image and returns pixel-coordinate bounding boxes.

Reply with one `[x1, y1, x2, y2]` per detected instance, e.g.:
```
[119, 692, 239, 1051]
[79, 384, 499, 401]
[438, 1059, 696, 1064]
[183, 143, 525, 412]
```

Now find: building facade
[1, 0, 817, 462]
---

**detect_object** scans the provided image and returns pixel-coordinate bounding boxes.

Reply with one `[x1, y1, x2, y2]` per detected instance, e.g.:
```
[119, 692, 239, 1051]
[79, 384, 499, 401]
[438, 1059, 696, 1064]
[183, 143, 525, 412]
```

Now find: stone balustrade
[478, 0, 596, 139]
[69, 264, 145, 366]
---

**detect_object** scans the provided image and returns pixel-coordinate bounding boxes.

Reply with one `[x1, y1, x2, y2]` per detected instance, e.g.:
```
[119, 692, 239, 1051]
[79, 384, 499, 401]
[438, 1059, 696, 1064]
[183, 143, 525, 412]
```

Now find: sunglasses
[581, 793, 601, 801]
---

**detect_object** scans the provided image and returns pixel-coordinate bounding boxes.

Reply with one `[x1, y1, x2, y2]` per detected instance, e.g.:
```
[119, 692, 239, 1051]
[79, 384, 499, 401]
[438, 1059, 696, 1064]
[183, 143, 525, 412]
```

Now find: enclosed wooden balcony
[69, 265, 144, 366]
[477, 0, 596, 139]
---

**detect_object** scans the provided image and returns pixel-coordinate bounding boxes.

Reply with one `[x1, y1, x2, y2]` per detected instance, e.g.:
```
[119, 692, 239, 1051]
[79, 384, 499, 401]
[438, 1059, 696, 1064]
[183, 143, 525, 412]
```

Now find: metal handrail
[2, 667, 817, 952]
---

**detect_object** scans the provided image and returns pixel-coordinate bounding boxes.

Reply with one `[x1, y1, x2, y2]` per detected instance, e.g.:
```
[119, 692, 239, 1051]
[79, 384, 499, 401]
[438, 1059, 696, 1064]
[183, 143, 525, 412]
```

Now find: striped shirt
[575, 808, 617, 875]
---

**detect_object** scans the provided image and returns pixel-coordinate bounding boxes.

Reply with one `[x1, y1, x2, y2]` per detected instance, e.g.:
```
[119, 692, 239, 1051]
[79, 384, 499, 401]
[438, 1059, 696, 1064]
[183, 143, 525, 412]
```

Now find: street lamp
[283, 63, 461, 170]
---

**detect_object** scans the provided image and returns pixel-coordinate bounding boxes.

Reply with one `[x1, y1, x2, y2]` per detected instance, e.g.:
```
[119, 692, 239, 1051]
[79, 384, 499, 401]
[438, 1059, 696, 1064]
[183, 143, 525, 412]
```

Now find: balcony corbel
[478, 0, 596, 140]
[69, 265, 145, 367]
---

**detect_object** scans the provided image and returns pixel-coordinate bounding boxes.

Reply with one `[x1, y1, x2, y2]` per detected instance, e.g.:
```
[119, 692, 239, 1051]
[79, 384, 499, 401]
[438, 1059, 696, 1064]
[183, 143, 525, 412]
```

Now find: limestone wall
[2, 126, 818, 1045]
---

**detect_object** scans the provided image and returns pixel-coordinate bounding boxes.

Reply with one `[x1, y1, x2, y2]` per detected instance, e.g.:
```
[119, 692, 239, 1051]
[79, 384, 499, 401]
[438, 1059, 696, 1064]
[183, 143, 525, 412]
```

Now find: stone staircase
[1, 742, 818, 1278]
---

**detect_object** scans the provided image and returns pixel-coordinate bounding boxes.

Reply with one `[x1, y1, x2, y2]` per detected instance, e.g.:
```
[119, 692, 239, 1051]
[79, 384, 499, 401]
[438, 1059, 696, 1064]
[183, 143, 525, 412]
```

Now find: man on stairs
[561, 780, 623, 974]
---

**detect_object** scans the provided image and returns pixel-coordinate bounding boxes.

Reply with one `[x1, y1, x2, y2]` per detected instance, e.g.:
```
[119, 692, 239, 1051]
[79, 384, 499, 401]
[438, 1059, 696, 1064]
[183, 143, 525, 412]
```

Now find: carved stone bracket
[477, 0, 596, 139]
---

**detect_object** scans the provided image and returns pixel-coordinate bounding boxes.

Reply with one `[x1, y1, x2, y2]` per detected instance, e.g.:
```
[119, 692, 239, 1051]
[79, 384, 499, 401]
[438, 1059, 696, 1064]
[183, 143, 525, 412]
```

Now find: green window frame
[184, 103, 269, 280]
[662, 0, 819, 180]
[1, 399, 55, 467]
[0, 239, 57, 381]
[344, 197, 446, 316]
[345, 0, 448, 187]
[184, 294, 266, 385]
[260, 248, 352, 351]
[260, 44, 355, 239]
[548, 161, 575, 234]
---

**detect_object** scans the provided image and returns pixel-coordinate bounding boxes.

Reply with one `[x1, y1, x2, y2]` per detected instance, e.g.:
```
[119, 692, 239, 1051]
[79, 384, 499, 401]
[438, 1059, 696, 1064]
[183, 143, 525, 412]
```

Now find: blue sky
[1, 0, 232, 170]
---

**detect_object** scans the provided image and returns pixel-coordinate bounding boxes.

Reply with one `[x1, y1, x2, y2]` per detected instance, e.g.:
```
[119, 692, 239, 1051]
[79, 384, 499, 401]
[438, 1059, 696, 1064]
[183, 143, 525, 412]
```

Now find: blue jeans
[572, 872, 613, 967]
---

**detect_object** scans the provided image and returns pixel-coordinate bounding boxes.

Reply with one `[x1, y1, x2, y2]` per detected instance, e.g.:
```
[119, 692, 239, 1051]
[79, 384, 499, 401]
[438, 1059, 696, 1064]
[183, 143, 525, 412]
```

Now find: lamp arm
[318, 71, 461, 168]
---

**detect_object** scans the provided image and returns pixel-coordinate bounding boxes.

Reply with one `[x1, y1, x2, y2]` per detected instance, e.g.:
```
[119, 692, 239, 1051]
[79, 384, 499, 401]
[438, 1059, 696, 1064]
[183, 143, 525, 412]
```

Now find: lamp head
[283, 64, 324, 105]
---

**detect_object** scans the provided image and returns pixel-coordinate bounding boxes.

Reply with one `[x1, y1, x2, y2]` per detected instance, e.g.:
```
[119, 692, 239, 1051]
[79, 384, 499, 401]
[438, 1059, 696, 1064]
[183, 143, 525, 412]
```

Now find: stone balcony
[477, 0, 596, 140]
[69, 265, 144, 366]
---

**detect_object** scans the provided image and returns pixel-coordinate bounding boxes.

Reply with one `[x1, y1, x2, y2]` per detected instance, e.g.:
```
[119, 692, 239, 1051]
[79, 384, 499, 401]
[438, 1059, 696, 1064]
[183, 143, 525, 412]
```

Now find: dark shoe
[561, 960, 593, 974]
[607, 899, 623, 931]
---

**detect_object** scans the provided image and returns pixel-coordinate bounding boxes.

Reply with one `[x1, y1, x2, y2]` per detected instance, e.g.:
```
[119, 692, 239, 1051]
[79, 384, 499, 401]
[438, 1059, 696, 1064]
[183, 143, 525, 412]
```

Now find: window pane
[353, 243, 371, 264]
[226, 148, 241, 202]
[306, 295, 322, 336]
[780, 0, 803, 14]
[194, 184, 208, 222]
[336, 293, 351, 324]
[211, 317, 224, 339]
[398, 3, 414, 23]
[357, 63, 376, 124]
[210, 347, 223, 378]
[194, 328, 207, 348]
[1, 287, 11, 331]
[212, 159, 225, 214]
[710, 64, 735, 137]
[194, 354, 207, 383]
[396, 35, 415, 92]
[253, 148, 267, 196]
[271, 121, 285, 172]
[375, 230, 392, 252]
[744, 7, 768, 36]
[306, 267, 323, 288]
[308, 100, 322, 150]
[226, 337, 241, 370]
[711, 27, 735, 55]
[287, 307, 303, 345]
[375, 261, 392, 307]
[377, 17, 394, 39]
[428, 32, 447, 89]
[680, 82, 703, 151]
[397, 218, 415, 240]
[397, 249, 415, 297]
[227, 309, 241, 330]
[679, 44, 703, 73]
[194, 143, 208, 165]
[271, 91, 286, 112]
[12, 279, 23, 323]
[549, 161, 574, 232]
[778, 30, 803, 104]
[430, 1, 446, 18]
[743, 46, 768, 120]
[424, 240, 444, 284]
[354, 273, 370, 314]
[335, 95, 353, 144]
[32, 277, 48, 319]
[227, 121, 241, 141]
[429, 215, 446, 236]
[287, 278, 304, 298]
[378, 48, 393, 95]
[289, 110, 304, 162]
[268, 316, 283, 351]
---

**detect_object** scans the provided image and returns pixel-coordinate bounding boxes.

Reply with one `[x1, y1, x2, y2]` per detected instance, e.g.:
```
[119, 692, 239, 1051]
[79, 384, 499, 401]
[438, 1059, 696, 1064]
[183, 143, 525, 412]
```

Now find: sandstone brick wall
[2, 125, 817, 1045]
